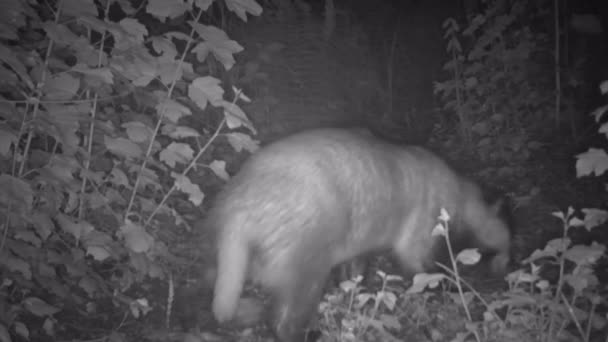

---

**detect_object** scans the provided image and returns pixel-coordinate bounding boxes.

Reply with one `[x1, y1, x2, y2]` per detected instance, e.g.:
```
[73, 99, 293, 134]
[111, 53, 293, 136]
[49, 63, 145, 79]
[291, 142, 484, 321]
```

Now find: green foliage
[0, 0, 261, 340]
[435, 0, 550, 162]
[576, 81, 608, 178]
[319, 272, 404, 342]
[501, 207, 607, 342]
[320, 205, 608, 342]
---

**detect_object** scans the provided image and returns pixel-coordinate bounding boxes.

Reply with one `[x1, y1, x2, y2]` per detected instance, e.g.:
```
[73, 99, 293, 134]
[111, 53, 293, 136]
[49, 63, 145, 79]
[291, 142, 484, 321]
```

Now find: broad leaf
[576, 148, 608, 177]
[22, 297, 61, 317]
[159, 142, 194, 167]
[188, 76, 224, 110]
[225, 0, 262, 22]
[119, 221, 154, 253]
[172, 173, 205, 206]
[226, 132, 259, 153]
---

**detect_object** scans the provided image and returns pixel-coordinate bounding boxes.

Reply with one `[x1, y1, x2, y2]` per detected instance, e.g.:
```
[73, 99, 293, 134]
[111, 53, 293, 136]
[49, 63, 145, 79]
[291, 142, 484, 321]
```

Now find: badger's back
[209, 128, 511, 330]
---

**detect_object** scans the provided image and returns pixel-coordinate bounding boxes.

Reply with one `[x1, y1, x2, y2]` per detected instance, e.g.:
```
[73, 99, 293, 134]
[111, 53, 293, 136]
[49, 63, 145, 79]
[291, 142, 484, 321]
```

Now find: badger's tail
[212, 232, 249, 323]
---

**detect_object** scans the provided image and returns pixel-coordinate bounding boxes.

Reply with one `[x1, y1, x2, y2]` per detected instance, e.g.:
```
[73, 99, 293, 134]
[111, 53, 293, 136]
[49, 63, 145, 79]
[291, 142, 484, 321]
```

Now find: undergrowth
[0, 0, 261, 341]
[319, 201, 608, 342]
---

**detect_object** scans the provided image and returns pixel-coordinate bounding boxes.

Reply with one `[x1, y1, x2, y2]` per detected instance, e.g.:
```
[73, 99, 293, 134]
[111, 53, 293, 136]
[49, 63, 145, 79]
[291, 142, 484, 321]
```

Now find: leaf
[119, 221, 154, 253]
[23, 297, 61, 317]
[122, 121, 153, 143]
[0, 129, 17, 157]
[190, 24, 243, 70]
[7, 239, 40, 262]
[42, 73, 80, 101]
[523, 237, 570, 264]
[41, 21, 78, 46]
[87, 192, 107, 210]
[598, 121, 608, 140]
[78, 275, 99, 297]
[30, 212, 53, 240]
[62, 0, 97, 17]
[55, 214, 95, 241]
[576, 148, 608, 177]
[547, 237, 571, 252]
[130, 165, 161, 191]
[224, 0, 263, 22]
[226, 132, 259, 153]
[385, 274, 403, 282]
[600, 81, 608, 95]
[0, 174, 33, 212]
[190, 42, 209, 65]
[156, 97, 192, 123]
[13, 322, 27, 340]
[1, 254, 31, 279]
[82, 230, 115, 261]
[195, 0, 214, 10]
[45, 103, 89, 154]
[0, 0, 29, 39]
[159, 142, 194, 168]
[582, 208, 608, 231]
[0, 43, 33, 89]
[234, 87, 252, 102]
[552, 210, 565, 221]
[72, 64, 114, 84]
[129, 298, 152, 318]
[119, 18, 148, 44]
[156, 54, 192, 86]
[455, 248, 481, 265]
[104, 136, 143, 160]
[209, 160, 229, 181]
[110, 167, 130, 187]
[172, 173, 205, 206]
[150, 36, 178, 60]
[563, 242, 606, 266]
[439, 208, 450, 221]
[505, 269, 539, 284]
[86, 246, 112, 261]
[188, 76, 224, 110]
[41, 318, 55, 337]
[110, 48, 157, 86]
[406, 273, 446, 294]
[164, 125, 200, 139]
[379, 314, 401, 329]
[564, 273, 594, 295]
[38, 262, 56, 278]
[431, 223, 446, 237]
[14, 230, 41, 248]
[377, 290, 397, 310]
[222, 100, 256, 133]
[61, 192, 79, 215]
[339, 279, 357, 292]
[146, 0, 190, 21]
[471, 122, 488, 136]
[352, 293, 372, 309]
[0, 323, 12, 342]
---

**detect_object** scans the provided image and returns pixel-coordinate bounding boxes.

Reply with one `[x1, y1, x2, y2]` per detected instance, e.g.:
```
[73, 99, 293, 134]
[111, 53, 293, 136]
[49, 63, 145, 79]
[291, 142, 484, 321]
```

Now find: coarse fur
[208, 128, 511, 342]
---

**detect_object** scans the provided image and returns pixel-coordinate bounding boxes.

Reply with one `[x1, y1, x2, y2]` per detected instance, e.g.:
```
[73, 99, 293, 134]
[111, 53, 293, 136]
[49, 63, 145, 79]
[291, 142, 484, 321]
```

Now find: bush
[0, 0, 260, 340]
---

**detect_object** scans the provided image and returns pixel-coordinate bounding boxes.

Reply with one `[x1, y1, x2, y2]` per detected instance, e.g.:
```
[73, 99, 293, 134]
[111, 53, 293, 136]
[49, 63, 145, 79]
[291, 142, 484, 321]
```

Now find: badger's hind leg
[269, 252, 332, 342]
